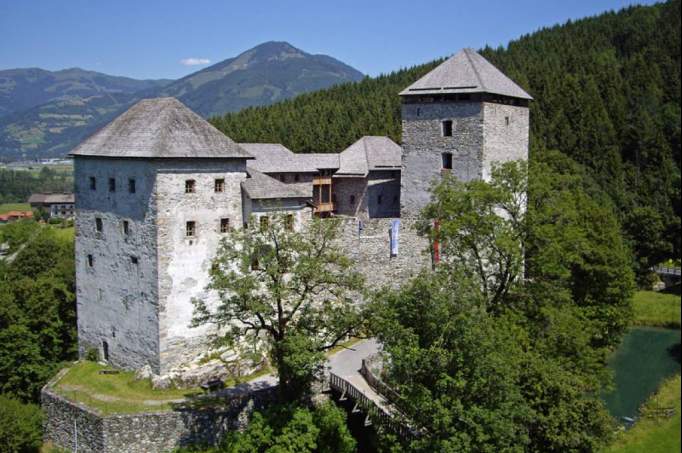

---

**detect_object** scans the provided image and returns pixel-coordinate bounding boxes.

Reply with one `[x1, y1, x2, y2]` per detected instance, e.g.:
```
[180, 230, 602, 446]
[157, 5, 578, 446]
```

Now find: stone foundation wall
[42, 382, 277, 453]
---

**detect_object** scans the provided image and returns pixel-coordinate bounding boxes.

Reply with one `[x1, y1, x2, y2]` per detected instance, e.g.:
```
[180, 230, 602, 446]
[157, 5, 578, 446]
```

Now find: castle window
[505, 116, 510, 126]
[95, 217, 103, 232]
[186, 221, 196, 237]
[442, 120, 453, 137]
[215, 178, 225, 193]
[122, 220, 129, 235]
[378, 195, 383, 205]
[89, 177, 97, 191]
[442, 153, 453, 170]
[108, 177, 116, 192]
[220, 218, 230, 233]
[131, 256, 138, 265]
[87, 254, 94, 267]
[128, 178, 136, 193]
[350, 195, 356, 205]
[102, 340, 109, 362]
[416, 107, 421, 117]
[260, 216, 269, 231]
[285, 214, 294, 231]
[185, 180, 196, 193]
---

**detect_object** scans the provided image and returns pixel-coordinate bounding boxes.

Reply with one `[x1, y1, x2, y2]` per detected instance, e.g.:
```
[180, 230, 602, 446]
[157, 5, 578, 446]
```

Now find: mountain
[156, 41, 364, 117]
[211, 1, 680, 273]
[0, 67, 171, 118]
[0, 42, 363, 160]
[0, 68, 171, 160]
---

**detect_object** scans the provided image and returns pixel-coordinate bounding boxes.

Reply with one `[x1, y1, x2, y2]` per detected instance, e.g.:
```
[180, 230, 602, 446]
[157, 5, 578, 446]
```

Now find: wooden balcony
[313, 176, 333, 185]
[313, 202, 335, 214]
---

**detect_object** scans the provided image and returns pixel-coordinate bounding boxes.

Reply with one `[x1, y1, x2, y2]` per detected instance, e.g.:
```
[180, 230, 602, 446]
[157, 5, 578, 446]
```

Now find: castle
[70, 48, 531, 376]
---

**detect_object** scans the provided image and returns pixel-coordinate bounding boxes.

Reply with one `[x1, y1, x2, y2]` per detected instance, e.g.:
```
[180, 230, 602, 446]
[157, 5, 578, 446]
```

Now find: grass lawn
[633, 290, 681, 329]
[54, 361, 201, 415]
[50, 225, 74, 243]
[604, 374, 681, 453]
[0, 202, 31, 214]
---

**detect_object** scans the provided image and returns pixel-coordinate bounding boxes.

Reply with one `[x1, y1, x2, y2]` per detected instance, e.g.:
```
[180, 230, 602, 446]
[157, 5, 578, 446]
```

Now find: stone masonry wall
[335, 217, 430, 290]
[42, 383, 277, 453]
[156, 159, 248, 375]
[400, 101, 484, 217]
[74, 157, 161, 372]
[482, 102, 530, 180]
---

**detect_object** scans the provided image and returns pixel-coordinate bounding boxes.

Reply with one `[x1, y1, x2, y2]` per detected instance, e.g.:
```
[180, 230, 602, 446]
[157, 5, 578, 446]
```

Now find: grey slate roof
[400, 48, 532, 100]
[71, 97, 252, 159]
[242, 168, 311, 200]
[242, 144, 319, 173]
[28, 193, 75, 204]
[336, 136, 402, 177]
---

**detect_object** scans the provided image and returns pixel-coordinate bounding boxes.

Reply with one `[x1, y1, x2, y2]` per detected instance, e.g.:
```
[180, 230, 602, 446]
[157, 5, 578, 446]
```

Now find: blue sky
[0, 0, 660, 80]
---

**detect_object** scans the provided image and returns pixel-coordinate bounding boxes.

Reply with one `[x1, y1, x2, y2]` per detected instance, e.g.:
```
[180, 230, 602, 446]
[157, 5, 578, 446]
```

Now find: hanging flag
[390, 219, 400, 257]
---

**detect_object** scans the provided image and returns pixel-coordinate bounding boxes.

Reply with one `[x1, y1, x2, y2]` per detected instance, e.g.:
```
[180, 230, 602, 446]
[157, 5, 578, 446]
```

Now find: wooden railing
[329, 372, 413, 439]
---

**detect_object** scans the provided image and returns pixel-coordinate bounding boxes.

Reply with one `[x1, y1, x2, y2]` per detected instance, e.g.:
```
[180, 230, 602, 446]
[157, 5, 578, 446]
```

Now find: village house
[28, 192, 75, 218]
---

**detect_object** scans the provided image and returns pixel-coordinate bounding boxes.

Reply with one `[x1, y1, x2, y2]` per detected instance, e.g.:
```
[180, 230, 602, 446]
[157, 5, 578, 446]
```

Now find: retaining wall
[42, 380, 277, 453]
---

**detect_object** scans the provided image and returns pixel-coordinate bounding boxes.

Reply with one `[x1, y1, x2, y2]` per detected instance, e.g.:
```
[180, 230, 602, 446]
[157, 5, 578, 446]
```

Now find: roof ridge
[463, 48, 485, 92]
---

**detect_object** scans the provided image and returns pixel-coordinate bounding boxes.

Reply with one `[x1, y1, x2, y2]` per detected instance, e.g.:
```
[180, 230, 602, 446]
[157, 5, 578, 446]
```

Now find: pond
[602, 326, 681, 421]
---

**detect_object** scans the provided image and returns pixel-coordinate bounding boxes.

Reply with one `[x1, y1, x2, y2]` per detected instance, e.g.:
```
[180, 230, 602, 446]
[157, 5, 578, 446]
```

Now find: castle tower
[70, 98, 252, 374]
[399, 48, 532, 216]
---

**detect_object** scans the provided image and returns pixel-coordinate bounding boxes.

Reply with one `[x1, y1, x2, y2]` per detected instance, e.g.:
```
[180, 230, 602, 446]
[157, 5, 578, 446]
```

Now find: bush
[0, 394, 43, 453]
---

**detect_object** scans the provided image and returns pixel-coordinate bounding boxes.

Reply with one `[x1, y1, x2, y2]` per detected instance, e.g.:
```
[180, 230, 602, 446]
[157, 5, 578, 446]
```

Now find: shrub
[0, 394, 43, 453]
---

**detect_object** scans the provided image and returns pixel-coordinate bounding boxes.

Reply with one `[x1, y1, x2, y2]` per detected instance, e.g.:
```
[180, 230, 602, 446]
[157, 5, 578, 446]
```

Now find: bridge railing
[329, 372, 412, 439]
[654, 266, 681, 276]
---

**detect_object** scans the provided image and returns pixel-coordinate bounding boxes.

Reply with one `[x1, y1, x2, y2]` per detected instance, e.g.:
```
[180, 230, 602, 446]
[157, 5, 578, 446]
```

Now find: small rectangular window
[87, 254, 94, 267]
[96, 217, 103, 232]
[442, 120, 453, 137]
[122, 220, 129, 235]
[90, 177, 97, 191]
[214, 178, 225, 193]
[185, 180, 196, 193]
[128, 178, 136, 193]
[378, 195, 383, 205]
[108, 178, 116, 192]
[442, 153, 453, 170]
[505, 116, 510, 126]
[350, 195, 356, 205]
[186, 221, 196, 237]
[260, 216, 269, 231]
[285, 214, 294, 231]
[220, 218, 230, 233]
[131, 256, 138, 265]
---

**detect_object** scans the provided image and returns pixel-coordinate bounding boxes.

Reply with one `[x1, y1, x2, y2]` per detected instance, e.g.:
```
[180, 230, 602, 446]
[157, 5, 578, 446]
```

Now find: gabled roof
[70, 97, 252, 159]
[242, 144, 319, 173]
[242, 168, 311, 200]
[335, 136, 402, 177]
[400, 48, 532, 100]
[28, 193, 75, 204]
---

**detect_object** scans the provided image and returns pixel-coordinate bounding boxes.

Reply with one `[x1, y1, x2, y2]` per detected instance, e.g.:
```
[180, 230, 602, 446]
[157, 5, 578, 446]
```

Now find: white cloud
[180, 58, 211, 66]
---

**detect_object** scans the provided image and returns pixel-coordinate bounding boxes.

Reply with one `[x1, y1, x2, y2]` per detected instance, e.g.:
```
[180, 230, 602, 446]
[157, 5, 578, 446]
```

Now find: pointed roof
[242, 168, 311, 200]
[400, 48, 532, 100]
[335, 136, 402, 177]
[70, 97, 252, 159]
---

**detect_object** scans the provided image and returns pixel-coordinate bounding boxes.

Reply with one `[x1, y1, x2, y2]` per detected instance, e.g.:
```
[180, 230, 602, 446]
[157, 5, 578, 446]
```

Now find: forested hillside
[212, 0, 681, 280]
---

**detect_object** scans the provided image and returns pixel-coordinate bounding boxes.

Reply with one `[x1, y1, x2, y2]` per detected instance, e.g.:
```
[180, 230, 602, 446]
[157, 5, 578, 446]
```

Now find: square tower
[399, 48, 532, 217]
[71, 98, 252, 374]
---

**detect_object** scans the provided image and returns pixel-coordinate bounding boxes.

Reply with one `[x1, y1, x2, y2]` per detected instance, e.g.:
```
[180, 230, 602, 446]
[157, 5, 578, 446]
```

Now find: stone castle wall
[482, 102, 530, 179]
[400, 101, 484, 217]
[74, 157, 161, 372]
[335, 216, 431, 290]
[155, 159, 248, 375]
[42, 379, 277, 453]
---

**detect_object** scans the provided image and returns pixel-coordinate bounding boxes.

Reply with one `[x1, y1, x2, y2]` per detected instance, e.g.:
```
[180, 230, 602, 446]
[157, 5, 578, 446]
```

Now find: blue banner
[390, 219, 400, 256]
